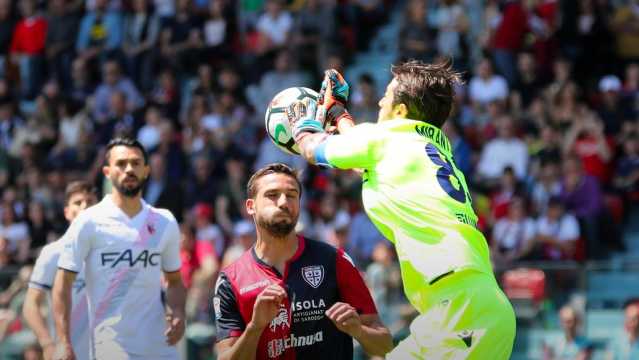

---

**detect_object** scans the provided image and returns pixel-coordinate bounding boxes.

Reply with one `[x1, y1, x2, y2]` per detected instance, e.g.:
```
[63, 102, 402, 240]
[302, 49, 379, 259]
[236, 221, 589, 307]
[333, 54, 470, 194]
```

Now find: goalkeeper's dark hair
[104, 137, 149, 165]
[247, 163, 302, 199]
[391, 59, 463, 128]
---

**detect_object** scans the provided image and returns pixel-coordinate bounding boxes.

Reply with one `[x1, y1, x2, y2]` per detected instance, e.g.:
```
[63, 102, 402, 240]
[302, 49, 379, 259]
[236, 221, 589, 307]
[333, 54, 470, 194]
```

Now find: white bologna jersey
[29, 240, 90, 360]
[58, 195, 181, 359]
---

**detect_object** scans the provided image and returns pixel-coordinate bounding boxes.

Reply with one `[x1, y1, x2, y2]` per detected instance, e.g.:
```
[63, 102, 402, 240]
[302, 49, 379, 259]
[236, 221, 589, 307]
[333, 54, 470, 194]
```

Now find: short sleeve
[558, 215, 580, 242]
[29, 243, 60, 290]
[335, 249, 377, 315]
[161, 217, 182, 273]
[213, 272, 246, 341]
[318, 123, 382, 170]
[58, 214, 94, 273]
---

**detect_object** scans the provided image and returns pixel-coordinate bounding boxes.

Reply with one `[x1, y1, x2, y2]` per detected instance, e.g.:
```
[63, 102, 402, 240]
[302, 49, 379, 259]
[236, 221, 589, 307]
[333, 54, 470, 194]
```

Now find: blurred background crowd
[0, 0, 638, 359]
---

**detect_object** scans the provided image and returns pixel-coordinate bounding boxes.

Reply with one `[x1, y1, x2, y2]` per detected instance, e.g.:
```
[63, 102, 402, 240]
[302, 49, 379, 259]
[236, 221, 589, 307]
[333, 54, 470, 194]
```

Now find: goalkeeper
[286, 60, 516, 359]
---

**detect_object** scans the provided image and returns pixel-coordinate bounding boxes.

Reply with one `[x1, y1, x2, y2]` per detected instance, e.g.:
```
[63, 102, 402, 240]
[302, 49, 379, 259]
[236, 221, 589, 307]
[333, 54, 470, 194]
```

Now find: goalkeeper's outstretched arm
[296, 117, 355, 166]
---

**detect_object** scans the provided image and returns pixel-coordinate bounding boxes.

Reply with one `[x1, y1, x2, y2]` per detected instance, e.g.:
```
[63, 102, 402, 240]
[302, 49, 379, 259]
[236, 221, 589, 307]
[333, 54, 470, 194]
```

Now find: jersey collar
[103, 194, 149, 222]
[251, 235, 306, 278]
[390, 118, 453, 158]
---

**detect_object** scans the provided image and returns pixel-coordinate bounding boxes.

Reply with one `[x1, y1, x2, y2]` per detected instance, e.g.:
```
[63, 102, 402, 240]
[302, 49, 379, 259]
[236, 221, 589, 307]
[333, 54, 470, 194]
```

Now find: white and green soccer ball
[264, 87, 319, 155]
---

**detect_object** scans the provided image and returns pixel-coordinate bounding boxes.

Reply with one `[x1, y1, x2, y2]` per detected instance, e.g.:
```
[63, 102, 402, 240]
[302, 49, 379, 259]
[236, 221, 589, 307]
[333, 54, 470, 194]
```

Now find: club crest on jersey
[301, 265, 324, 288]
[147, 223, 155, 235]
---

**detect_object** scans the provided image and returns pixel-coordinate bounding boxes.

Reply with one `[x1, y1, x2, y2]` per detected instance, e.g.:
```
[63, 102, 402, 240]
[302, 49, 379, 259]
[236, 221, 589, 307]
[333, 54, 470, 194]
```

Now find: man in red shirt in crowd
[213, 163, 393, 359]
[9, 0, 46, 98]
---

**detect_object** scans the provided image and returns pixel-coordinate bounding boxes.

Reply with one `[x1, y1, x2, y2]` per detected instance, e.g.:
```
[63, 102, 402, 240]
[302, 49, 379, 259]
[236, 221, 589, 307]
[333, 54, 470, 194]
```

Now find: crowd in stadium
[0, 0, 638, 358]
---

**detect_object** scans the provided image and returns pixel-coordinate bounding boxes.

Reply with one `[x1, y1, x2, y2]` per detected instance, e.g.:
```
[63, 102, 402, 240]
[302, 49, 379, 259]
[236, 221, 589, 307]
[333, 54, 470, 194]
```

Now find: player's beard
[257, 210, 297, 238]
[112, 175, 146, 198]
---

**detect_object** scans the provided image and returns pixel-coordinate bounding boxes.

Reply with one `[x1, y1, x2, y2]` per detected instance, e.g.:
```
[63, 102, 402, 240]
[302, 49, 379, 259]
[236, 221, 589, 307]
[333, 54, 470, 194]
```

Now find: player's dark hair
[104, 137, 149, 165]
[391, 59, 463, 128]
[64, 180, 97, 206]
[247, 163, 302, 199]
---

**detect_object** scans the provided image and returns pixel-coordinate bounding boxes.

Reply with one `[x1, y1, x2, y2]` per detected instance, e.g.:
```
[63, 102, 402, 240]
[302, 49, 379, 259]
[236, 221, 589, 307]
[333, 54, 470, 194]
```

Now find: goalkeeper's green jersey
[315, 119, 494, 313]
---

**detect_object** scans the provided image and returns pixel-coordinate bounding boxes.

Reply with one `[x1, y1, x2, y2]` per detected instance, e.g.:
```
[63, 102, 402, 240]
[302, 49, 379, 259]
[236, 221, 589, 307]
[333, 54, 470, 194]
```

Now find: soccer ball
[265, 87, 319, 155]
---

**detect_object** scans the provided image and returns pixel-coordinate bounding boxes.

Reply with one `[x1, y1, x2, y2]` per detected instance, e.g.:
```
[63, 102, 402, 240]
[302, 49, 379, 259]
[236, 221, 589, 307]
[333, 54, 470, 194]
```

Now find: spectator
[143, 152, 184, 222]
[96, 90, 138, 145]
[148, 68, 180, 118]
[45, 0, 81, 90]
[0, 202, 30, 264]
[491, 196, 536, 267]
[431, 0, 469, 66]
[159, 0, 204, 75]
[347, 208, 385, 268]
[350, 74, 379, 125]
[489, 167, 523, 223]
[606, 300, 639, 360]
[442, 120, 472, 177]
[192, 202, 224, 257]
[76, 0, 123, 62]
[490, 0, 531, 85]
[68, 58, 94, 103]
[137, 106, 163, 150]
[92, 59, 144, 124]
[248, 49, 311, 118]
[512, 51, 545, 109]
[0, 99, 23, 154]
[534, 197, 580, 261]
[123, 0, 161, 92]
[291, 0, 336, 74]
[562, 110, 613, 185]
[531, 160, 562, 215]
[365, 241, 402, 327]
[0, 0, 15, 78]
[542, 305, 592, 360]
[476, 115, 529, 185]
[25, 200, 54, 258]
[214, 156, 249, 236]
[8, 0, 47, 99]
[398, 0, 436, 63]
[610, 1, 639, 68]
[560, 154, 603, 259]
[179, 222, 218, 291]
[469, 57, 509, 110]
[184, 156, 217, 209]
[255, 0, 293, 54]
[614, 133, 639, 212]
[597, 75, 634, 137]
[221, 220, 255, 268]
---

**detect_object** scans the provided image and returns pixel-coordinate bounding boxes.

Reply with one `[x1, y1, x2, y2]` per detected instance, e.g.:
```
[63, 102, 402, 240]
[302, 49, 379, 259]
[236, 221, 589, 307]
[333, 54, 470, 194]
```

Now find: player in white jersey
[52, 138, 186, 360]
[23, 181, 97, 360]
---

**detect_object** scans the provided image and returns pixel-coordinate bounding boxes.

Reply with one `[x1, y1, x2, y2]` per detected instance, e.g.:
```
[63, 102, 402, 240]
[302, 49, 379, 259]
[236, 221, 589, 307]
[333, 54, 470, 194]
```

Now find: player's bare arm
[216, 284, 287, 360]
[326, 302, 393, 356]
[23, 287, 55, 359]
[163, 270, 187, 346]
[52, 269, 77, 360]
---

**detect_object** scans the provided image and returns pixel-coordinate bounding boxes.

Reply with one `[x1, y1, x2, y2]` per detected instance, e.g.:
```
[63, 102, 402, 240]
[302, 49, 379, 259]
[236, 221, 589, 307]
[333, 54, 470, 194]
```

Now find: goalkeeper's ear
[393, 103, 408, 119]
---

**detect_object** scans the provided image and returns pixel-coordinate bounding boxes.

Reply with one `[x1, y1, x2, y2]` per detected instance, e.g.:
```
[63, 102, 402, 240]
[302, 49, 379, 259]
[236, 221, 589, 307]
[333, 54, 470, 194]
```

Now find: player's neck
[254, 232, 298, 274]
[110, 191, 143, 218]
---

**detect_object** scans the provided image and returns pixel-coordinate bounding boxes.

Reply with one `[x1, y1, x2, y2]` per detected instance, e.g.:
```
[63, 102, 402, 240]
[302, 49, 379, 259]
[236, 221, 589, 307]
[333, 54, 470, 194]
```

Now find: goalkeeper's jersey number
[425, 143, 471, 204]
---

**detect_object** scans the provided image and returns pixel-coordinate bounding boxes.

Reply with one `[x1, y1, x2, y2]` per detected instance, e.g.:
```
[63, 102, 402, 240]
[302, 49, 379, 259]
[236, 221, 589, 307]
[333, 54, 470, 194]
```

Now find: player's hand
[325, 302, 362, 338]
[250, 284, 287, 330]
[53, 342, 75, 360]
[317, 69, 353, 130]
[164, 313, 185, 345]
[319, 69, 349, 105]
[42, 341, 55, 360]
[286, 98, 325, 142]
